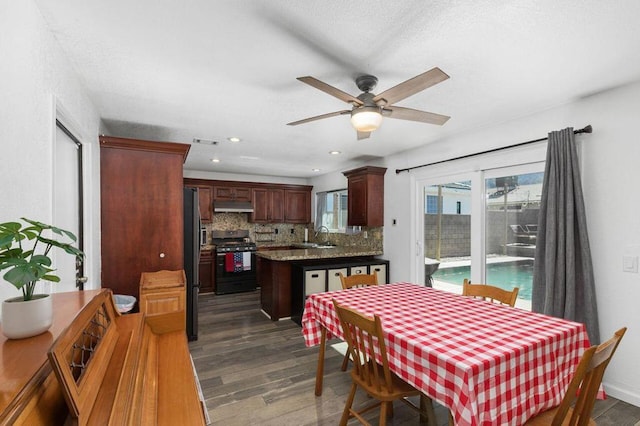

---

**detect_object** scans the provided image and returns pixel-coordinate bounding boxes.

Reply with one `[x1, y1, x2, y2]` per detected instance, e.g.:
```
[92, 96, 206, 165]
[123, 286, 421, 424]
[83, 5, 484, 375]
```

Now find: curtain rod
[395, 124, 593, 174]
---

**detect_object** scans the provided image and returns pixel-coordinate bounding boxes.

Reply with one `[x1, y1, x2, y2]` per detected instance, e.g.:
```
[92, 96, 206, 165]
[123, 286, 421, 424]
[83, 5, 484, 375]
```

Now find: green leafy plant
[0, 218, 83, 301]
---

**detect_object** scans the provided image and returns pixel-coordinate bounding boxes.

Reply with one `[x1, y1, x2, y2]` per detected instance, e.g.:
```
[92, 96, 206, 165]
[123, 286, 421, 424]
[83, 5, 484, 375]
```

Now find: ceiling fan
[287, 67, 450, 140]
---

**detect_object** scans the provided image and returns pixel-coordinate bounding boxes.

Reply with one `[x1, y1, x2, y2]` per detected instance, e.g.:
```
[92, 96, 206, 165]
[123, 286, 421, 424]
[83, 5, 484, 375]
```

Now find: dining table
[301, 282, 594, 426]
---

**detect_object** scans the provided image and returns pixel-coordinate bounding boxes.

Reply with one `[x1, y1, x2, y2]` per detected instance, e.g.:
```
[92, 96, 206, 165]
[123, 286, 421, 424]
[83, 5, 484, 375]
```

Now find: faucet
[314, 226, 330, 244]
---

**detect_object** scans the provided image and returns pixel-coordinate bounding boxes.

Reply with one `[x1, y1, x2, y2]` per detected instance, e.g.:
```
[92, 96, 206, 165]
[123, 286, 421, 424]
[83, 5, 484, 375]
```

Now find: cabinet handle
[335, 273, 340, 277]
[355, 269, 362, 274]
[374, 268, 380, 272]
[311, 274, 319, 278]
[159, 253, 165, 258]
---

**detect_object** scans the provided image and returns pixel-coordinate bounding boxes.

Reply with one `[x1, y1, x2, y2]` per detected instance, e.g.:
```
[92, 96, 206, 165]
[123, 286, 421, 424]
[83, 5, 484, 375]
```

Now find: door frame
[411, 142, 548, 285]
[52, 97, 91, 290]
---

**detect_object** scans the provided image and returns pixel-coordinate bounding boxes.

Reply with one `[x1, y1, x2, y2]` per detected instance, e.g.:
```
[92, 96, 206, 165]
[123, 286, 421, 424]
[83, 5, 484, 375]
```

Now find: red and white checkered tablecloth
[301, 282, 593, 426]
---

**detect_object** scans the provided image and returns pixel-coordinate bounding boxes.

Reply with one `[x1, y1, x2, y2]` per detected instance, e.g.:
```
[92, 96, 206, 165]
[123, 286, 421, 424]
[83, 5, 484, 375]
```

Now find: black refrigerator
[184, 187, 200, 341]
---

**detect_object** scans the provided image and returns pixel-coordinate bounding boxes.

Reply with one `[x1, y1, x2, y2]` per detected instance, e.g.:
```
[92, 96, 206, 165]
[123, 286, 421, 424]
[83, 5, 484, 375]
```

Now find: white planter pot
[1, 294, 53, 339]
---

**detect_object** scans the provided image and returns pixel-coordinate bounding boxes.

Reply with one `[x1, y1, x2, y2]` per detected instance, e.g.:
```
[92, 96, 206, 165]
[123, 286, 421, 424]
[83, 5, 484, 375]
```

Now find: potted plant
[0, 218, 83, 339]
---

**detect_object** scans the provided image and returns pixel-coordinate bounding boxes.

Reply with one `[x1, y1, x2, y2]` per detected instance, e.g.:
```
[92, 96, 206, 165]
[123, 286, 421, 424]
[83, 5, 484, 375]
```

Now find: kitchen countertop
[255, 246, 383, 261]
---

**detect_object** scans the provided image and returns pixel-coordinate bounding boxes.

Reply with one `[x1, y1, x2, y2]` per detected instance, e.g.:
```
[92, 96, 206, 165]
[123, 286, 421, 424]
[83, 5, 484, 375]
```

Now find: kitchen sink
[292, 242, 337, 249]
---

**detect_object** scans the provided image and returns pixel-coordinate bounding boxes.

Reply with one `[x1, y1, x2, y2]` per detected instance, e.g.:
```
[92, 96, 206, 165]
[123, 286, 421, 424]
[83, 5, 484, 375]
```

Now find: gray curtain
[532, 127, 600, 344]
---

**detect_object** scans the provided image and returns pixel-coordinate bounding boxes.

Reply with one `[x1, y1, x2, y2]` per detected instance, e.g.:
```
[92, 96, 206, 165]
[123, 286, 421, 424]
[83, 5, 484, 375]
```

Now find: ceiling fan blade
[357, 131, 371, 140]
[373, 67, 449, 105]
[384, 106, 450, 125]
[297, 77, 363, 106]
[287, 110, 351, 126]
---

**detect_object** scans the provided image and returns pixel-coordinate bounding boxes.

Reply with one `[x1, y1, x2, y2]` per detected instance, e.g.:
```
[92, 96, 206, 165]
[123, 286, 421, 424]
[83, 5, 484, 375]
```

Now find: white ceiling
[34, 0, 640, 178]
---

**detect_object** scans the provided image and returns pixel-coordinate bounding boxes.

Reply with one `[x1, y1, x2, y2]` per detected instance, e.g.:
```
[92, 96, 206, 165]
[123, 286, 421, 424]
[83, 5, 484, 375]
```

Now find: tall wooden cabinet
[100, 136, 190, 301]
[343, 166, 387, 227]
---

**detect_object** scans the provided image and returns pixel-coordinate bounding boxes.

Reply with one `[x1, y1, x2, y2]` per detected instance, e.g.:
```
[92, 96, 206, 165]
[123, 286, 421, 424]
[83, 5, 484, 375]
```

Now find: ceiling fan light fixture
[350, 107, 382, 132]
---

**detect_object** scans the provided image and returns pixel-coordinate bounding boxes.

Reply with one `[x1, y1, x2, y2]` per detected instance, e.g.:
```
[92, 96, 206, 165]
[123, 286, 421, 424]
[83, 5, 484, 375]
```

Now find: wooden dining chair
[462, 278, 519, 307]
[338, 272, 379, 371]
[339, 272, 378, 289]
[525, 327, 627, 426]
[332, 300, 437, 426]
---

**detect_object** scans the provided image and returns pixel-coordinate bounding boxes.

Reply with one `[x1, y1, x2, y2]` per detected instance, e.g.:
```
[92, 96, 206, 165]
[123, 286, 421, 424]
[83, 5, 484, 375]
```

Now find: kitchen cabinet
[100, 136, 189, 302]
[199, 249, 214, 294]
[343, 166, 387, 227]
[213, 185, 252, 202]
[198, 186, 213, 222]
[251, 188, 284, 223]
[185, 184, 213, 222]
[258, 258, 292, 321]
[284, 189, 311, 223]
[252, 187, 311, 224]
[187, 179, 311, 224]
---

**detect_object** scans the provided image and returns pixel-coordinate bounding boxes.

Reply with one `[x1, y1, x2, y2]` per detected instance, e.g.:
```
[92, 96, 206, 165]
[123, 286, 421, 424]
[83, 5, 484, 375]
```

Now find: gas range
[211, 230, 256, 253]
[215, 241, 257, 253]
[212, 229, 257, 295]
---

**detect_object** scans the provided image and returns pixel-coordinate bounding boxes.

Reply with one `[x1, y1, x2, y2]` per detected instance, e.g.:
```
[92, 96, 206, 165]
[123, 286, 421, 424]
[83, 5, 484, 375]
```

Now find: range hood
[213, 200, 254, 213]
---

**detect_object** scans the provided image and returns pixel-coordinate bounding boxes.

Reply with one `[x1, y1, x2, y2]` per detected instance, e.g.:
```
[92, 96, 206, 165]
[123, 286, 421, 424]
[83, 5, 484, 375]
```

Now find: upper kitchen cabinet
[184, 183, 213, 223]
[213, 185, 252, 202]
[197, 186, 213, 222]
[251, 188, 284, 223]
[250, 186, 312, 224]
[284, 188, 312, 223]
[100, 136, 189, 301]
[343, 166, 387, 227]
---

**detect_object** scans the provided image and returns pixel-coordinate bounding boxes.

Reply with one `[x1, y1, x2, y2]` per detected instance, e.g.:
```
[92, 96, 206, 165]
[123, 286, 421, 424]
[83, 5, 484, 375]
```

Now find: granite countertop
[255, 246, 383, 261]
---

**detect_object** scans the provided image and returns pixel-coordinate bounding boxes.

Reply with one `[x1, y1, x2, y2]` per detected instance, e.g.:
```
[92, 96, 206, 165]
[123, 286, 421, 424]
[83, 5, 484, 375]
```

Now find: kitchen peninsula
[257, 246, 388, 321]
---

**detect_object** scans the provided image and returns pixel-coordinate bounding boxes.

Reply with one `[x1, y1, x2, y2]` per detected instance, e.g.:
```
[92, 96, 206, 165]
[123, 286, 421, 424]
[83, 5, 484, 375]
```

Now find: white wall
[312, 80, 640, 405]
[0, 0, 101, 308]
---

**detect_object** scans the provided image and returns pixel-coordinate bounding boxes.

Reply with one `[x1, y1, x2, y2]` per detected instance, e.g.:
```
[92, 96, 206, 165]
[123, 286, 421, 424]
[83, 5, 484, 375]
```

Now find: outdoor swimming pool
[432, 259, 534, 300]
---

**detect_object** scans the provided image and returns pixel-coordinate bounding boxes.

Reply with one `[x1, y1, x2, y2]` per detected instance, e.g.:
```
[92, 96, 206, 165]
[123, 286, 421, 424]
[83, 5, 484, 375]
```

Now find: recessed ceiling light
[211, 158, 220, 163]
[329, 151, 341, 155]
[228, 137, 241, 143]
[312, 168, 321, 172]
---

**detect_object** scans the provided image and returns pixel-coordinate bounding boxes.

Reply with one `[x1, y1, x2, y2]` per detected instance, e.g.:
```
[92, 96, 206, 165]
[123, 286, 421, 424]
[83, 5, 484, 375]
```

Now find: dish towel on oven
[233, 252, 243, 272]
[225, 253, 235, 272]
[242, 252, 252, 271]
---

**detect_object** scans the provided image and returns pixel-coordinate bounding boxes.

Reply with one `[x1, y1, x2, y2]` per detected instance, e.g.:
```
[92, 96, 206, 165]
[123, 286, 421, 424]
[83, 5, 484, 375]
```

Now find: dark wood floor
[189, 290, 640, 425]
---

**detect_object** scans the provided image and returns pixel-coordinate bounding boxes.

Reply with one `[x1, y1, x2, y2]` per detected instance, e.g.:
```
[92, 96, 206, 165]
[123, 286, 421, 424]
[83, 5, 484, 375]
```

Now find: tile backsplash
[203, 213, 382, 250]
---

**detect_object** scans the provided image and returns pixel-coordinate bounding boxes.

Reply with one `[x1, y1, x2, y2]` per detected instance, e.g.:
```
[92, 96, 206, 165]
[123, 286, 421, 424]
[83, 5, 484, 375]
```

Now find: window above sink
[316, 189, 347, 233]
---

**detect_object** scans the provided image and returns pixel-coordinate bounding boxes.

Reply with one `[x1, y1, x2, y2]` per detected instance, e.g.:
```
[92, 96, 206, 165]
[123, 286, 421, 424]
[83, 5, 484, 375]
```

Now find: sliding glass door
[422, 178, 473, 292]
[418, 162, 544, 309]
[483, 165, 544, 307]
